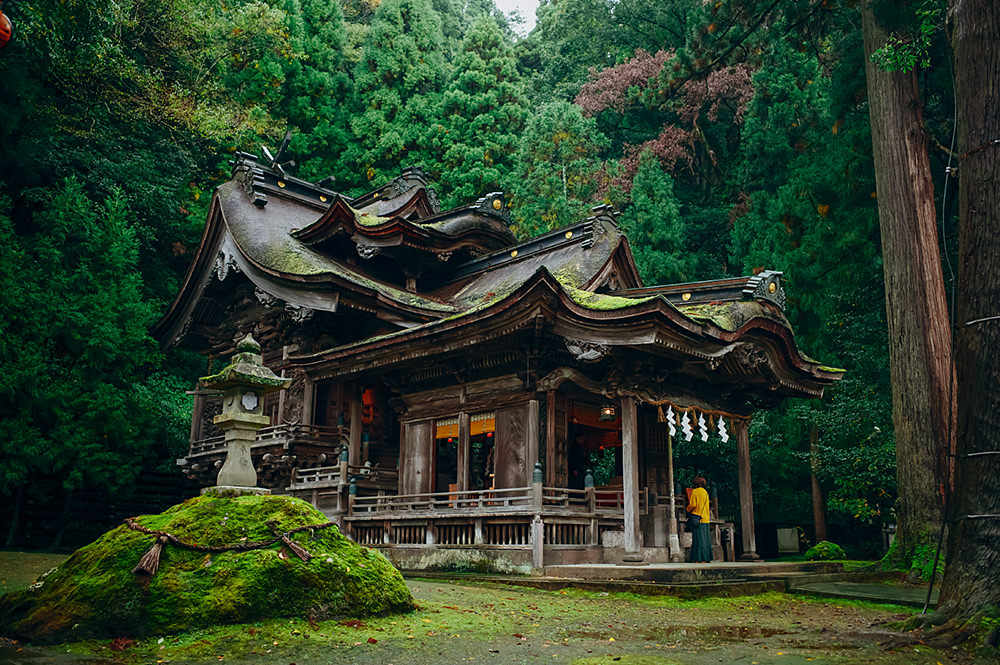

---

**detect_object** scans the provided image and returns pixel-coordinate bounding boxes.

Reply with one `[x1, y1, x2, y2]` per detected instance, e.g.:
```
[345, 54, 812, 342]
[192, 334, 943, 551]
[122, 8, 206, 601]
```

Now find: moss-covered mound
[0, 494, 414, 644]
[804, 540, 846, 561]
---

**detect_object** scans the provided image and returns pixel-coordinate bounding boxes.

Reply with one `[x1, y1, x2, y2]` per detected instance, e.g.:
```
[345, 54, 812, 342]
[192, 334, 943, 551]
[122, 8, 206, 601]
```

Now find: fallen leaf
[367, 637, 377, 644]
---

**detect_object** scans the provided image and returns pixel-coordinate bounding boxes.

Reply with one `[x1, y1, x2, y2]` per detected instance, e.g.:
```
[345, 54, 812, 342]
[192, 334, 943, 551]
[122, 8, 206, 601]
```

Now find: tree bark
[938, 0, 1000, 620]
[862, 2, 953, 564]
[809, 424, 827, 543]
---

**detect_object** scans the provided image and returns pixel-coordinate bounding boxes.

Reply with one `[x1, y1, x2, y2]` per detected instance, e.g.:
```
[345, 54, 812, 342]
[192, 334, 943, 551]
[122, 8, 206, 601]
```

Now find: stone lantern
[199, 334, 291, 494]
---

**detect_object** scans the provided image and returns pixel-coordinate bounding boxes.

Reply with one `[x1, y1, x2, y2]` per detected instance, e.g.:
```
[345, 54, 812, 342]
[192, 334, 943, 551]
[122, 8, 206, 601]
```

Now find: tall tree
[508, 100, 608, 237]
[620, 150, 690, 285]
[517, 0, 619, 101]
[0, 180, 190, 544]
[862, 0, 952, 569]
[348, 0, 448, 186]
[938, 0, 1000, 623]
[434, 16, 528, 209]
[278, 0, 355, 185]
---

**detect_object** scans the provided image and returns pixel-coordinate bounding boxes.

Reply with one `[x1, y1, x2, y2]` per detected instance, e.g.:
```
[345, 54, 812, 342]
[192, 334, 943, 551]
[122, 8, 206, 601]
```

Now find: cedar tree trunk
[938, 0, 1000, 620]
[862, 2, 953, 564]
[809, 424, 828, 542]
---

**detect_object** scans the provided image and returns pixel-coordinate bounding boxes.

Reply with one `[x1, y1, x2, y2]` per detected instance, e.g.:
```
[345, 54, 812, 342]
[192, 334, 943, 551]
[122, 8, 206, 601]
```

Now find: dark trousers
[688, 514, 712, 562]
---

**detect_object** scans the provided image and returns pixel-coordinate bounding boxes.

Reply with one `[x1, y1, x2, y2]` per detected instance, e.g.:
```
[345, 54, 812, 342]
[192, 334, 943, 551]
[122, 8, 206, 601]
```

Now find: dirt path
[2, 577, 985, 665]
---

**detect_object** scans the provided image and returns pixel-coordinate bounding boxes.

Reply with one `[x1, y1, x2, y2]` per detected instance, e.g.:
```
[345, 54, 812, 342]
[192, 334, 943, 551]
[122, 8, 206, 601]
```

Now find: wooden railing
[351, 486, 535, 515]
[189, 423, 345, 457]
[291, 464, 343, 488]
[347, 516, 590, 549]
[541, 486, 591, 510]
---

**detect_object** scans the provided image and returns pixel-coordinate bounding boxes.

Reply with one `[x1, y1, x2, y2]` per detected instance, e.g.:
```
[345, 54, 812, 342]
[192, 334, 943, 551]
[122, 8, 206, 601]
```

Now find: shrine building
[156, 152, 843, 572]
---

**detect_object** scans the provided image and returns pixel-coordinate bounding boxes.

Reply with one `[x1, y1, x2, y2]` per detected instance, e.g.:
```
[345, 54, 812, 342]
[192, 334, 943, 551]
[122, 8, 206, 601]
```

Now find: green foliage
[277, 0, 355, 185]
[620, 150, 690, 285]
[882, 539, 944, 581]
[804, 540, 846, 561]
[0, 180, 178, 497]
[517, 0, 620, 101]
[348, 0, 448, 186]
[508, 100, 608, 237]
[0, 494, 414, 643]
[433, 16, 528, 208]
[870, 0, 945, 72]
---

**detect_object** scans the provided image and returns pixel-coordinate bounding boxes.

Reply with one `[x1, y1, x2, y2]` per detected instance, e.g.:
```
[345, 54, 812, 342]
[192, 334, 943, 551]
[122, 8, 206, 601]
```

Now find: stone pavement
[410, 562, 937, 607]
[791, 580, 938, 608]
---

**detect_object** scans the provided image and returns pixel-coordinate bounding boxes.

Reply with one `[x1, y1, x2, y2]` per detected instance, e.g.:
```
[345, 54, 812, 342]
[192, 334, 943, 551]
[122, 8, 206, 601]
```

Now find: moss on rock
[804, 540, 846, 561]
[0, 494, 413, 644]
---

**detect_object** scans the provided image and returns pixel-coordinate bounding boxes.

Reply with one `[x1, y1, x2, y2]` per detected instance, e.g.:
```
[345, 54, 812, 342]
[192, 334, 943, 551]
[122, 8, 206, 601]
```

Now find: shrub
[804, 540, 846, 561]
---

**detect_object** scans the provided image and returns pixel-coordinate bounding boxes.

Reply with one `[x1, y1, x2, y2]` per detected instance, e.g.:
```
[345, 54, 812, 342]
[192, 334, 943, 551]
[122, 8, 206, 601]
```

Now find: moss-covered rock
[0, 494, 413, 644]
[803, 540, 846, 561]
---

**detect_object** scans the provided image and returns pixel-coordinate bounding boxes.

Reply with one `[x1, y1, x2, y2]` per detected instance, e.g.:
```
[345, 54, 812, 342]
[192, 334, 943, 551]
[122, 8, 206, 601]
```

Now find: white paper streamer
[681, 411, 693, 441]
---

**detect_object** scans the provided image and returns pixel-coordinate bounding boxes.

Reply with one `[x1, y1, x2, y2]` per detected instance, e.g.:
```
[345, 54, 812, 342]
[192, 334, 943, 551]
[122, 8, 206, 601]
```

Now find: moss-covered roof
[676, 301, 790, 332]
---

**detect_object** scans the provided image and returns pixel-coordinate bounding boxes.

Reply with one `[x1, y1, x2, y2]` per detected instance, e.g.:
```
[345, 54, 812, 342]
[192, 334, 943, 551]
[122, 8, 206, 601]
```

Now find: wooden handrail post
[532, 462, 543, 509]
[531, 514, 544, 573]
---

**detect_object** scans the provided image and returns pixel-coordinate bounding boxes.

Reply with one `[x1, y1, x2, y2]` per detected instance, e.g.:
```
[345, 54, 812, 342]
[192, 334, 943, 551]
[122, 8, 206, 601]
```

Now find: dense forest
[0, 0, 959, 565]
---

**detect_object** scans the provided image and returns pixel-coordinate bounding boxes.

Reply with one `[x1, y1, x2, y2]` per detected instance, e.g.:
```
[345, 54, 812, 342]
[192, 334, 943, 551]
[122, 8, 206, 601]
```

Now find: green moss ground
[19, 582, 986, 665]
[0, 495, 413, 644]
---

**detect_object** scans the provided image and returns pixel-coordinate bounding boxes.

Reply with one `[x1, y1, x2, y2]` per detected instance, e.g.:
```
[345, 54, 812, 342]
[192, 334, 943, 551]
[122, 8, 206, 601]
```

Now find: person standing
[687, 476, 712, 562]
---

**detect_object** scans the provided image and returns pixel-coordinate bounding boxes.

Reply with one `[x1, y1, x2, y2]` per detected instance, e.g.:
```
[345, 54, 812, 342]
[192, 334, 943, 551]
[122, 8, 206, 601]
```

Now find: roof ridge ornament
[383, 166, 429, 200]
[742, 270, 786, 310]
[582, 204, 620, 248]
[473, 192, 511, 225]
[231, 152, 268, 208]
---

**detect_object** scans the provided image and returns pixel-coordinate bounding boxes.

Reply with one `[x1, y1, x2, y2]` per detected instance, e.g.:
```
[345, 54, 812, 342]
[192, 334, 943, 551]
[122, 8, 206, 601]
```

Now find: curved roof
[289, 267, 843, 403]
[155, 152, 843, 405]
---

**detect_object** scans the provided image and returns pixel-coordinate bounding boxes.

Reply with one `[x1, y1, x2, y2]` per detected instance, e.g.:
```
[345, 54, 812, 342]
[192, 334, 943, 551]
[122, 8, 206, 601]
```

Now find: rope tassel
[279, 533, 312, 561]
[133, 536, 169, 576]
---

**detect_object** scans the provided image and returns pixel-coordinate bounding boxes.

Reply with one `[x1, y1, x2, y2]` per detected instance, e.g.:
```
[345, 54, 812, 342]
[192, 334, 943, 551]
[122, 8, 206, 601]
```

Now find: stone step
[542, 561, 843, 584]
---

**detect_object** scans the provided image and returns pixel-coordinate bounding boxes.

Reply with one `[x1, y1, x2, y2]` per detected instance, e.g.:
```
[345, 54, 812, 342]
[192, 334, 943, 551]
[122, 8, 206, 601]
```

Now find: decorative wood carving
[214, 248, 240, 281]
[564, 338, 610, 363]
[733, 343, 768, 372]
[255, 287, 278, 308]
[284, 303, 314, 323]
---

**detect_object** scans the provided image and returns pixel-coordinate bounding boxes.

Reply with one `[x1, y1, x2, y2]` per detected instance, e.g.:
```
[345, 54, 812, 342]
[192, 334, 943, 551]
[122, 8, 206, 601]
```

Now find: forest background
[0, 0, 954, 561]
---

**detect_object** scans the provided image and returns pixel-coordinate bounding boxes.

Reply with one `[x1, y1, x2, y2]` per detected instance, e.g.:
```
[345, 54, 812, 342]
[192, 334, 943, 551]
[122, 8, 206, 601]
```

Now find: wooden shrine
[155, 152, 843, 572]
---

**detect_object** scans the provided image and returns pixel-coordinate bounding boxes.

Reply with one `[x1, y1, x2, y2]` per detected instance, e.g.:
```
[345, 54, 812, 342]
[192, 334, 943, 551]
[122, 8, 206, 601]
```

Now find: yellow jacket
[687, 487, 710, 523]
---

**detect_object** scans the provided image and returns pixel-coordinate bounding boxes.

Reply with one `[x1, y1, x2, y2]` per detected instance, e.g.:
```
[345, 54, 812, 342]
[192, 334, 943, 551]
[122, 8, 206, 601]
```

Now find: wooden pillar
[621, 396, 641, 558]
[189, 392, 205, 445]
[545, 389, 557, 486]
[302, 376, 314, 426]
[667, 431, 682, 562]
[735, 417, 760, 560]
[457, 411, 471, 491]
[349, 383, 362, 467]
[526, 399, 540, 485]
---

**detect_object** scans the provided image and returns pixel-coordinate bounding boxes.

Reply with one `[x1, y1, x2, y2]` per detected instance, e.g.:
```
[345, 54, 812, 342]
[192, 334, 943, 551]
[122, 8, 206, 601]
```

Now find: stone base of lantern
[201, 485, 272, 497]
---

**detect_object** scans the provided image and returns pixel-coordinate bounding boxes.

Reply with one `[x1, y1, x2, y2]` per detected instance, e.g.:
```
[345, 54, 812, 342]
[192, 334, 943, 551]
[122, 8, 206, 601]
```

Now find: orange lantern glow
[361, 388, 375, 425]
